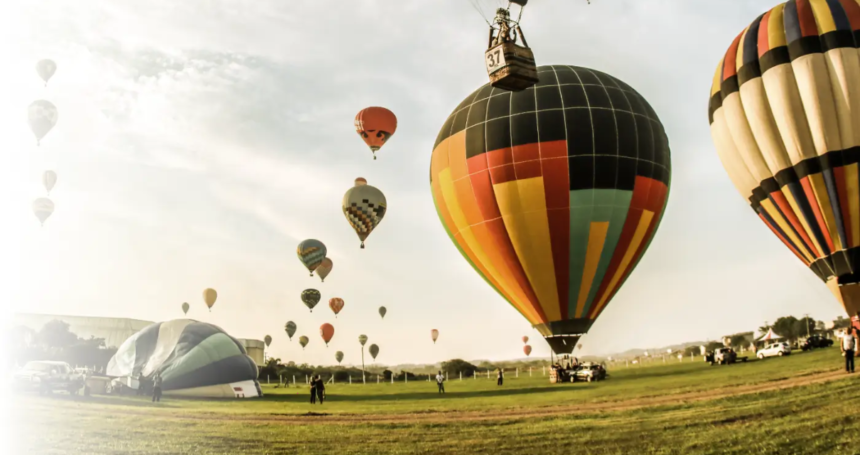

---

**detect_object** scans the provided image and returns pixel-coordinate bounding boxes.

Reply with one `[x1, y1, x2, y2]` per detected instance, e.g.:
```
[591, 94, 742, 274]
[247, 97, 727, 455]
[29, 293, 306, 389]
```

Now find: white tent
[756, 328, 781, 342]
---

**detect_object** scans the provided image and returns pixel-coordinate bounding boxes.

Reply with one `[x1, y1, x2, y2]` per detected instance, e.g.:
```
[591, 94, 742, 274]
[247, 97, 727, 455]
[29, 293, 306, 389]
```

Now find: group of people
[840, 312, 860, 374]
[135, 372, 163, 402]
[309, 375, 326, 404]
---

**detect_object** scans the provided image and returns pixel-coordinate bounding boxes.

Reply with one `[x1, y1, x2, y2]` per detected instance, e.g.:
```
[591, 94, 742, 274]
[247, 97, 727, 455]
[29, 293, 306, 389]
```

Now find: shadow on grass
[258, 385, 580, 403]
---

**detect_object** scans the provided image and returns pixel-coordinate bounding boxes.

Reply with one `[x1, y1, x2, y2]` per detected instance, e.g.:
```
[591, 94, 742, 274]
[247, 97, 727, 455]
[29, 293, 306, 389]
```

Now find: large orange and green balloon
[430, 65, 671, 354]
[709, 0, 860, 317]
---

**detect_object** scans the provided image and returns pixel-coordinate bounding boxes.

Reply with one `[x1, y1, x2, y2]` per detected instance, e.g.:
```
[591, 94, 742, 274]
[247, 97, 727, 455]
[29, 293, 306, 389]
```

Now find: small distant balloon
[203, 288, 217, 312]
[524, 345, 532, 356]
[297, 239, 327, 276]
[577, 344, 583, 351]
[42, 171, 57, 195]
[522, 336, 528, 344]
[285, 321, 297, 341]
[431, 329, 439, 344]
[369, 343, 379, 360]
[320, 323, 334, 347]
[355, 106, 397, 160]
[329, 298, 344, 317]
[35, 59, 57, 86]
[342, 178, 387, 249]
[358, 334, 368, 347]
[32, 198, 54, 226]
[264, 335, 272, 347]
[378, 306, 387, 319]
[299, 336, 309, 350]
[28, 100, 58, 146]
[335, 351, 344, 364]
[302, 289, 321, 312]
[181, 302, 190, 315]
[317, 258, 333, 282]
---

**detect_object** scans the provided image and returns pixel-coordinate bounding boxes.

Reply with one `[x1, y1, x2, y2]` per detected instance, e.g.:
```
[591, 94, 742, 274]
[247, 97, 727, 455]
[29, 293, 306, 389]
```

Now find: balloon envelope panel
[708, 0, 860, 315]
[107, 320, 259, 395]
[430, 65, 671, 353]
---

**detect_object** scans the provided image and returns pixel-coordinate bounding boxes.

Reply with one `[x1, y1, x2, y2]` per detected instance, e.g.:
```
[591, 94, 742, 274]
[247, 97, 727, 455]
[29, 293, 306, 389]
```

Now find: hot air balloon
[359, 334, 368, 346]
[522, 336, 529, 344]
[317, 258, 333, 282]
[264, 335, 272, 347]
[32, 198, 54, 227]
[343, 178, 387, 249]
[28, 100, 58, 146]
[297, 239, 327, 276]
[329, 298, 344, 317]
[709, 0, 860, 318]
[35, 59, 57, 86]
[203, 288, 217, 312]
[285, 321, 297, 341]
[181, 302, 190, 315]
[302, 289, 321, 312]
[577, 344, 583, 351]
[431, 329, 439, 344]
[430, 65, 671, 355]
[355, 107, 397, 160]
[42, 171, 57, 195]
[378, 306, 387, 319]
[335, 351, 344, 364]
[320, 323, 334, 347]
[524, 345, 532, 356]
[369, 344, 379, 360]
[299, 336, 309, 350]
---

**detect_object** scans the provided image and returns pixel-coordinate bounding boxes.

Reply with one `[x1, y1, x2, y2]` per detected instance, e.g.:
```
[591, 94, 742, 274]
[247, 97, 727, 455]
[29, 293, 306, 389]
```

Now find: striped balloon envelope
[430, 65, 671, 354]
[709, 0, 860, 316]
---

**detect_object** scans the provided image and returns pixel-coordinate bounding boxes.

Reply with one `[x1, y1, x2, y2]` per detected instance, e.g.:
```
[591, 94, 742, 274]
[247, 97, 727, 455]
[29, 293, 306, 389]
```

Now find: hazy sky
[2, 0, 847, 366]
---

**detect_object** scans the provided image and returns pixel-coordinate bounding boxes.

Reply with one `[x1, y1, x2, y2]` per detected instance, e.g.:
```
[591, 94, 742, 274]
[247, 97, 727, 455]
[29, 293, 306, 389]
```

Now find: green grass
[13, 348, 860, 454]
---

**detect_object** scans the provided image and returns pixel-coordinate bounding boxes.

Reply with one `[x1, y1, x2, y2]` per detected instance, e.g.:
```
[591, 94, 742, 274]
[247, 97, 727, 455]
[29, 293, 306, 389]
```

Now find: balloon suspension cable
[469, 0, 494, 27]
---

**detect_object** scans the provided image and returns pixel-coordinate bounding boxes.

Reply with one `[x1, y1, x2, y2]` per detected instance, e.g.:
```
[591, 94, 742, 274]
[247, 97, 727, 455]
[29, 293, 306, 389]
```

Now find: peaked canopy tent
[107, 319, 261, 398]
[756, 328, 782, 343]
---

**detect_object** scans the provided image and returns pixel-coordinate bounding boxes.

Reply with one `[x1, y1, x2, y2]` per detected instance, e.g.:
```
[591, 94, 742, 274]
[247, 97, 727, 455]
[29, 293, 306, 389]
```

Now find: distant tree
[833, 316, 852, 330]
[440, 359, 478, 377]
[382, 369, 393, 380]
[705, 341, 724, 352]
[793, 317, 816, 339]
[772, 316, 799, 342]
[815, 321, 826, 332]
[683, 346, 701, 358]
[36, 320, 78, 350]
[394, 370, 417, 380]
[758, 322, 773, 335]
[729, 334, 748, 347]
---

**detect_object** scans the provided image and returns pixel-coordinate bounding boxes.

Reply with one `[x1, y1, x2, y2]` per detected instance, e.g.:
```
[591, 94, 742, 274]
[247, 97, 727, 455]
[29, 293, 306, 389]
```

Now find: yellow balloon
[203, 288, 217, 312]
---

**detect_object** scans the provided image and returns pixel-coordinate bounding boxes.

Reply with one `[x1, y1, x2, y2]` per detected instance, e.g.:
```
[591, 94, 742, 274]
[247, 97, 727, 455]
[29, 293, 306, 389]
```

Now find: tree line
[8, 320, 117, 371]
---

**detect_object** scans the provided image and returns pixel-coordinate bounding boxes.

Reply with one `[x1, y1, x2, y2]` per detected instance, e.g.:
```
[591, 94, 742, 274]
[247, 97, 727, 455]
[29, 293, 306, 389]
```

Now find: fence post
[446, 371, 449, 382]
[377, 375, 379, 384]
[349, 375, 352, 384]
[487, 369, 490, 379]
[530, 367, 532, 377]
[516, 368, 519, 378]
[293, 375, 296, 385]
[542, 366, 545, 376]
[391, 374, 394, 384]
[460, 371, 462, 381]
[267, 375, 269, 384]
[279, 374, 282, 385]
[474, 370, 476, 380]
[405, 374, 408, 384]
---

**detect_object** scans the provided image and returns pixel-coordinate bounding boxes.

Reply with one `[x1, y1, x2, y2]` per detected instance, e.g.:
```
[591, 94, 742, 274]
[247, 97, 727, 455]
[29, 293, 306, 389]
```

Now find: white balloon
[32, 198, 55, 226]
[35, 59, 57, 86]
[28, 100, 58, 145]
[42, 170, 57, 195]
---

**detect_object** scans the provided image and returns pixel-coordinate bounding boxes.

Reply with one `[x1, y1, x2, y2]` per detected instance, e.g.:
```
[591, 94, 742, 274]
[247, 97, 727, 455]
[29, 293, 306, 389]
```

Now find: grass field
[12, 348, 860, 454]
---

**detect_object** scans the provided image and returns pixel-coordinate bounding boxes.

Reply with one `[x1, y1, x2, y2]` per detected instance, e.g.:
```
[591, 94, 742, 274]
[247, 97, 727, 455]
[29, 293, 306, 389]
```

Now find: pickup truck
[13, 361, 86, 395]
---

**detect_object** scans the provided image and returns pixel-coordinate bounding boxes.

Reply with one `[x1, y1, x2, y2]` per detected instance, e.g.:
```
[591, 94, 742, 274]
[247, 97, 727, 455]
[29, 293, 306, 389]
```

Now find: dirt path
[72, 369, 854, 425]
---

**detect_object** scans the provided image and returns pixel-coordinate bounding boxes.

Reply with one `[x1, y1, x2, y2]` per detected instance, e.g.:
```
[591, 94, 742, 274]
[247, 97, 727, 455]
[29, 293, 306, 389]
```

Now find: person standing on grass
[436, 370, 445, 394]
[497, 368, 504, 386]
[842, 329, 856, 373]
[151, 372, 163, 403]
[316, 375, 325, 404]
[310, 375, 317, 404]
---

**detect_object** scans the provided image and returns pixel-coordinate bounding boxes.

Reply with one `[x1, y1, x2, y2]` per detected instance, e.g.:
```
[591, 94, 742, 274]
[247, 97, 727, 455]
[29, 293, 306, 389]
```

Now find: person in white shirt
[435, 371, 445, 394]
[841, 329, 856, 373]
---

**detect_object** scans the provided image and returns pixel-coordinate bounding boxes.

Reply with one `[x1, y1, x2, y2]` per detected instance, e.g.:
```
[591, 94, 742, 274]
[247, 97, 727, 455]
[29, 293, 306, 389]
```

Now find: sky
[1, 0, 849, 366]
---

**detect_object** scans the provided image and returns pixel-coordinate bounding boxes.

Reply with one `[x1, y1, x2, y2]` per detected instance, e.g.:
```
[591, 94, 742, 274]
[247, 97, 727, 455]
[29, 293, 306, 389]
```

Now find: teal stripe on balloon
[567, 189, 594, 321]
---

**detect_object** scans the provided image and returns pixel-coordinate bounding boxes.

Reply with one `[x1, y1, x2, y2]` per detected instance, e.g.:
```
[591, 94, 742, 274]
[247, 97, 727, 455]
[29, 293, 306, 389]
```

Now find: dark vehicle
[800, 335, 833, 351]
[13, 361, 85, 395]
[706, 348, 748, 365]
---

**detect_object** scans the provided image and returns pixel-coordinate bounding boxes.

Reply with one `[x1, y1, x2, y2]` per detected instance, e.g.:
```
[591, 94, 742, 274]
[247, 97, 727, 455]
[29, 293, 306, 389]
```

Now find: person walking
[497, 368, 504, 386]
[310, 375, 317, 404]
[151, 372, 163, 403]
[435, 370, 445, 394]
[842, 329, 856, 373]
[316, 375, 326, 404]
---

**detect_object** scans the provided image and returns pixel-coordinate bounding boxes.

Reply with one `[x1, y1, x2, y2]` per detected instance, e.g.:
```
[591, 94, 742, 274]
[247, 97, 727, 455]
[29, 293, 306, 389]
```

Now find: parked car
[573, 364, 606, 382]
[13, 361, 85, 395]
[757, 342, 792, 359]
[800, 334, 833, 351]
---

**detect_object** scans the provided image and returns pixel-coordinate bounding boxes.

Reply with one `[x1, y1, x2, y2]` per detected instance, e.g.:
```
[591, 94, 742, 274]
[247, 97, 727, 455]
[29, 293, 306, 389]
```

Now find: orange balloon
[354, 107, 397, 159]
[431, 329, 439, 344]
[523, 345, 532, 356]
[320, 323, 335, 347]
[329, 298, 344, 317]
[522, 336, 528, 344]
